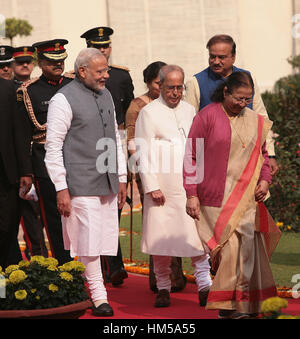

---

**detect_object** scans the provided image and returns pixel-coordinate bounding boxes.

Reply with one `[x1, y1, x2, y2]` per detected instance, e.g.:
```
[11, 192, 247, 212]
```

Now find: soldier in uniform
[12, 46, 35, 87]
[11, 46, 48, 259]
[17, 39, 73, 264]
[0, 45, 14, 80]
[81, 26, 134, 286]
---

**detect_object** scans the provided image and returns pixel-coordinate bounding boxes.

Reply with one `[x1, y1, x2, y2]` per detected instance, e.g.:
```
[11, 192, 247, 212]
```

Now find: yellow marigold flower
[277, 315, 295, 319]
[15, 289, 27, 300]
[60, 262, 72, 272]
[47, 265, 58, 272]
[287, 225, 292, 231]
[9, 270, 27, 284]
[60, 272, 73, 281]
[276, 222, 284, 228]
[261, 297, 288, 313]
[31, 289, 37, 294]
[48, 284, 59, 292]
[36, 295, 40, 300]
[72, 261, 85, 273]
[44, 258, 59, 267]
[5, 265, 19, 275]
[30, 256, 46, 265]
[18, 260, 30, 268]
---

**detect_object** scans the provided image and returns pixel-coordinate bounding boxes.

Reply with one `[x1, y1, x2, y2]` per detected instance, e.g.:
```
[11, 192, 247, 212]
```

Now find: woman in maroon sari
[183, 72, 281, 319]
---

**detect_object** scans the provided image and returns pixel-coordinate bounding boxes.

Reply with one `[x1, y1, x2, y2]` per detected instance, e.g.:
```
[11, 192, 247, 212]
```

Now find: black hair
[211, 71, 254, 102]
[206, 34, 236, 56]
[143, 61, 166, 84]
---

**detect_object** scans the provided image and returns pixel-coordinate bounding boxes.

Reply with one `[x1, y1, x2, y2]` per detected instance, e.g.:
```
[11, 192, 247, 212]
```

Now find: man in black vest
[0, 78, 32, 268]
[81, 26, 134, 286]
[17, 39, 73, 264]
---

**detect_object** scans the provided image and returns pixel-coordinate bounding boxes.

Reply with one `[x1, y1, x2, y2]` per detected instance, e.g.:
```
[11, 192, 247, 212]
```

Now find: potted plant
[0, 256, 91, 318]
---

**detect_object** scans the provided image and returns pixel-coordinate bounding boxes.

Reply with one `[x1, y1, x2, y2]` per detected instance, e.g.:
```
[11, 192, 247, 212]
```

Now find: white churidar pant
[153, 254, 212, 292]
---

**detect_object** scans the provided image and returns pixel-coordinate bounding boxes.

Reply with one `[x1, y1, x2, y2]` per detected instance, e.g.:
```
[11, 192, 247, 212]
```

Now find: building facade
[0, 0, 297, 95]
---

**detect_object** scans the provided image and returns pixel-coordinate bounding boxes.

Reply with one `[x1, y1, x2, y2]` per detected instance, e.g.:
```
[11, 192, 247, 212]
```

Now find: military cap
[13, 46, 35, 63]
[0, 45, 14, 63]
[80, 26, 114, 47]
[32, 39, 68, 61]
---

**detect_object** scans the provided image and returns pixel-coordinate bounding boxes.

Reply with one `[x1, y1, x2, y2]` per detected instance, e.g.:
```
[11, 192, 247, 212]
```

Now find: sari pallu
[195, 110, 281, 313]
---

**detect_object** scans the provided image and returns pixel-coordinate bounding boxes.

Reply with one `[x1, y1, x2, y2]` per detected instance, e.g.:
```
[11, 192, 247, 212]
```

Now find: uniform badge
[17, 93, 23, 102]
[0, 47, 5, 56]
[55, 43, 60, 51]
[98, 28, 104, 37]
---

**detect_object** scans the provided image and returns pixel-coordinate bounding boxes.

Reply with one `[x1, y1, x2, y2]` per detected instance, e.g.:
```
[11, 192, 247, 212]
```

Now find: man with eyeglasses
[81, 26, 134, 287]
[135, 65, 212, 308]
[185, 34, 278, 176]
[45, 48, 127, 316]
[0, 45, 14, 80]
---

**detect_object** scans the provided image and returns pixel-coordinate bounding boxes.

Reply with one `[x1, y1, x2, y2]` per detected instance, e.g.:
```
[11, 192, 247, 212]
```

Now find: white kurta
[135, 96, 204, 257]
[45, 91, 127, 257]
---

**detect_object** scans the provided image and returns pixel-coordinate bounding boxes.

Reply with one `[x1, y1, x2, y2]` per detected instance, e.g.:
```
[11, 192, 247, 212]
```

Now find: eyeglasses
[99, 44, 110, 49]
[81, 66, 111, 75]
[230, 94, 252, 105]
[98, 67, 111, 75]
[164, 84, 186, 92]
[0, 63, 11, 69]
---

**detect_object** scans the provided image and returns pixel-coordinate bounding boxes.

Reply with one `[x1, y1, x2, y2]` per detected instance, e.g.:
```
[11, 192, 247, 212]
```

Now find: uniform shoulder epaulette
[16, 77, 39, 101]
[17, 77, 40, 91]
[16, 76, 46, 143]
[64, 70, 76, 79]
[110, 64, 130, 72]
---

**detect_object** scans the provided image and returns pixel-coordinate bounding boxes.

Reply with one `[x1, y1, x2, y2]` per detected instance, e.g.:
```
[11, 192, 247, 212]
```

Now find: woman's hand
[255, 180, 269, 202]
[186, 196, 201, 220]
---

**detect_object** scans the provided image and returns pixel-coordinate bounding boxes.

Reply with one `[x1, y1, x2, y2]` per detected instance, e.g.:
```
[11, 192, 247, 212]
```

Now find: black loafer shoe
[92, 303, 114, 317]
[198, 287, 210, 307]
[111, 269, 128, 286]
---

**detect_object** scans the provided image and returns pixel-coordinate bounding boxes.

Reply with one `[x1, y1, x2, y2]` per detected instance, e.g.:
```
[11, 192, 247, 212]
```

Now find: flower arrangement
[261, 296, 300, 319]
[0, 256, 89, 310]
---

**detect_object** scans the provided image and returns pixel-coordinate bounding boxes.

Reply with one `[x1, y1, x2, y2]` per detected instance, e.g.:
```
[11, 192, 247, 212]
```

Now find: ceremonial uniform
[17, 39, 72, 264]
[9, 46, 48, 260]
[81, 26, 134, 285]
[0, 78, 32, 268]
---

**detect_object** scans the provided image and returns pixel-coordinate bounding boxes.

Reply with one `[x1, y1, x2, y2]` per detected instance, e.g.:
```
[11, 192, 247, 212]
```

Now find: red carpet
[80, 273, 300, 319]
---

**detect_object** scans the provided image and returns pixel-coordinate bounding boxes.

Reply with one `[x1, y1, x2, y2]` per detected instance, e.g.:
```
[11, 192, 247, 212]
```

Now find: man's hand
[186, 196, 201, 220]
[150, 189, 166, 206]
[269, 158, 279, 176]
[255, 180, 269, 202]
[19, 176, 33, 197]
[57, 189, 71, 217]
[118, 183, 127, 210]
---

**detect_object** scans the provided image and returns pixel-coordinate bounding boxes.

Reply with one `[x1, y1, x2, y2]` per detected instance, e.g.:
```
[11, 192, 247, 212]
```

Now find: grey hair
[74, 48, 104, 76]
[159, 64, 185, 84]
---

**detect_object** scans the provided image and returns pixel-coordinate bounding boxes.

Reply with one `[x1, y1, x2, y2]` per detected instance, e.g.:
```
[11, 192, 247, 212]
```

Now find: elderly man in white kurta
[45, 48, 127, 317]
[135, 65, 212, 308]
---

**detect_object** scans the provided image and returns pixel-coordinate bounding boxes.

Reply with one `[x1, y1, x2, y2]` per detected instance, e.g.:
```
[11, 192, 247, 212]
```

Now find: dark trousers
[37, 177, 71, 265]
[0, 178, 20, 269]
[20, 199, 48, 256]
